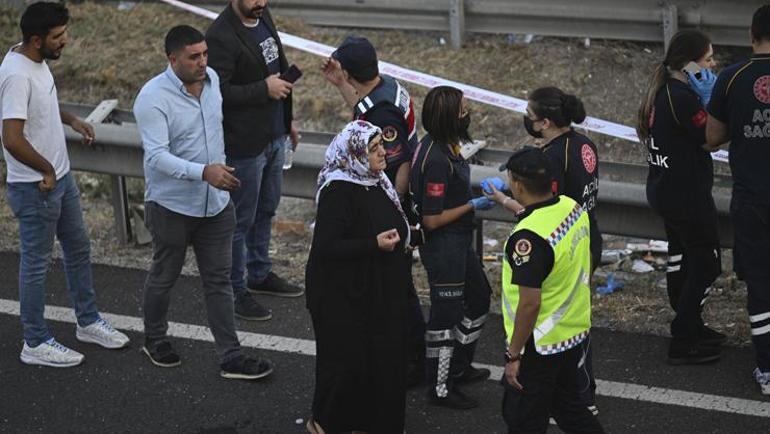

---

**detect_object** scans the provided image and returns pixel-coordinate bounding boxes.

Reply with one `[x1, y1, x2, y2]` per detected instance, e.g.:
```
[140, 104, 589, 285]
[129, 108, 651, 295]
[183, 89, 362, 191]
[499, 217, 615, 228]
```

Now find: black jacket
[205, 4, 293, 158]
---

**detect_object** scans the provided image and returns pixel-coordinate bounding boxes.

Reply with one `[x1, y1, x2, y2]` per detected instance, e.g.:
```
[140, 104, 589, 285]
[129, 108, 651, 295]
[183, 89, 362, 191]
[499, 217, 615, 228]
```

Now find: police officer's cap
[332, 36, 378, 80]
[499, 146, 552, 181]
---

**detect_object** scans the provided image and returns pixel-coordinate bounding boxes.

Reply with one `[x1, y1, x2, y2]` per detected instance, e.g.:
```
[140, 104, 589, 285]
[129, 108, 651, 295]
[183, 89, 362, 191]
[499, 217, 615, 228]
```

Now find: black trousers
[661, 212, 721, 341]
[420, 230, 491, 397]
[731, 197, 770, 371]
[502, 338, 604, 434]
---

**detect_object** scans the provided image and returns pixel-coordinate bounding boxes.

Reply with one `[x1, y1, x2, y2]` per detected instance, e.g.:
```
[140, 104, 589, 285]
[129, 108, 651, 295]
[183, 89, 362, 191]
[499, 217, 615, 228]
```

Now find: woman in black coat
[305, 120, 411, 433]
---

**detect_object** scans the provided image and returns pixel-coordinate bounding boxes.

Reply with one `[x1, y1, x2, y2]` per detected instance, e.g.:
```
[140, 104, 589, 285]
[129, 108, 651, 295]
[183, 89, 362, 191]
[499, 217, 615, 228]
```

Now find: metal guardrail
[193, 0, 762, 47]
[48, 102, 735, 248]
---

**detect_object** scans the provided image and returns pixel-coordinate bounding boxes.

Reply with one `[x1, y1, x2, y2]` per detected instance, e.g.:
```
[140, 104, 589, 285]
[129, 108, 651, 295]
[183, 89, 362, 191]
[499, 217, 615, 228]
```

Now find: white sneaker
[76, 318, 130, 349]
[20, 338, 84, 368]
[753, 368, 770, 395]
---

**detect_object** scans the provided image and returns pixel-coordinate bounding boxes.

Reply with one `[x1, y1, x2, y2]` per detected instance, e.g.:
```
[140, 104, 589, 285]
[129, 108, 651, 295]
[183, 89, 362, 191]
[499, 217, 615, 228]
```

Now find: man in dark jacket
[206, 0, 303, 322]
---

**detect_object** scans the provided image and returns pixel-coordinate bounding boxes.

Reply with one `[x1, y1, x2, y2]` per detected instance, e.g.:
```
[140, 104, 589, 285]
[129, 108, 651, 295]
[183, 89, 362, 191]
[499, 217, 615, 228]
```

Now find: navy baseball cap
[332, 36, 379, 81]
[499, 146, 552, 181]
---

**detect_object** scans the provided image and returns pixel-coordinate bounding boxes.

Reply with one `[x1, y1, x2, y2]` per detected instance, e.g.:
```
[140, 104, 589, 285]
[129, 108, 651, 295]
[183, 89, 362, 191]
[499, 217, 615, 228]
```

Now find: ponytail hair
[637, 29, 711, 142]
[529, 87, 586, 128]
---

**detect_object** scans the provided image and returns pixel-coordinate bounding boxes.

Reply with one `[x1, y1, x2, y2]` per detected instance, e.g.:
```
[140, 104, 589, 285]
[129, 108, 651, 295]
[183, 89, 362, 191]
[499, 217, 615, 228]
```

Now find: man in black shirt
[706, 4, 770, 395]
[206, 0, 305, 324]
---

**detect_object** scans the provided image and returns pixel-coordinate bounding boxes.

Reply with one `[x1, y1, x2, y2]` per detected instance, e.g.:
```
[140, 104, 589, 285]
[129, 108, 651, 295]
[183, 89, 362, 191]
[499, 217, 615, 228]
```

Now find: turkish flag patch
[426, 182, 445, 198]
[691, 109, 707, 128]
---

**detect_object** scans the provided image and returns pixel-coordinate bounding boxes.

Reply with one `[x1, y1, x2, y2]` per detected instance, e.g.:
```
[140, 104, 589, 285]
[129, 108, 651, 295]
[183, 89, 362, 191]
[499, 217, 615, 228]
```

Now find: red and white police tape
[158, 0, 730, 164]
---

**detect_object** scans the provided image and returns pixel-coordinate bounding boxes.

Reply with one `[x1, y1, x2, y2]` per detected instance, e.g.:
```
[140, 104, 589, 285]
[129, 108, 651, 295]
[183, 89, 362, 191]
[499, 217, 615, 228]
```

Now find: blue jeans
[6, 172, 99, 347]
[228, 136, 286, 296]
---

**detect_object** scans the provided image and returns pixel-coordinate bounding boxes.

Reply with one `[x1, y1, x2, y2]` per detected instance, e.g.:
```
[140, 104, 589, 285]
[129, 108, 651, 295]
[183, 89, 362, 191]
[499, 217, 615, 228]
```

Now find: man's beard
[40, 46, 62, 60]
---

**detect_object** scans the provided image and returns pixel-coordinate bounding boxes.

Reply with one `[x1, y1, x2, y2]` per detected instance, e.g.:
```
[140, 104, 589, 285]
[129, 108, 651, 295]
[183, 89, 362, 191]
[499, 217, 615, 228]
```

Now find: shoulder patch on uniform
[426, 182, 445, 198]
[382, 125, 399, 142]
[514, 239, 532, 256]
[691, 109, 707, 128]
[753, 75, 770, 104]
[580, 144, 597, 174]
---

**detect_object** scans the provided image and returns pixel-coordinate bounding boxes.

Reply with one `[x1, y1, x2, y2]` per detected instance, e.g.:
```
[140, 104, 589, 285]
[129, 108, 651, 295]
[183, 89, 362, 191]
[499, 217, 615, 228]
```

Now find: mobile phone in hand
[280, 64, 303, 83]
[683, 61, 702, 79]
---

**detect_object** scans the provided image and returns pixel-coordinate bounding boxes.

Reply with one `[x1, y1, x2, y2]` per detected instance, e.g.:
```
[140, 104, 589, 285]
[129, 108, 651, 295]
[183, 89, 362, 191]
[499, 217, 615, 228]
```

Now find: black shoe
[453, 366, 491, 384]
[406, 362, 426, 389]
[427, 387, 478, 410]
[142, 340, 181, 368]
[248, 272, 304, 297]
[234, 293, 272, 321]
[700, 325, 727, 346]
[667, 340, 721, 365]
[220, 355, 274, 380]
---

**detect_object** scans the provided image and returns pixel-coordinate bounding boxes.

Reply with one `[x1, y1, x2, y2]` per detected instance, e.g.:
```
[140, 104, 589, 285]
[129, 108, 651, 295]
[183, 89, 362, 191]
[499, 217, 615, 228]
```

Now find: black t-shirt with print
[646, 78, 714, 219]
[247, 20, 286, 138]
[410, 135, 474, 233]
[708, 53, 770, 204]
[504, 197, 558, 287]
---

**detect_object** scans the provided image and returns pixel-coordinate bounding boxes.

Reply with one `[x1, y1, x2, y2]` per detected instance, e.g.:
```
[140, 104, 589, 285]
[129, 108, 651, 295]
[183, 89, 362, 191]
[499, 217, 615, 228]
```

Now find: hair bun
[562, 94, 587, 124]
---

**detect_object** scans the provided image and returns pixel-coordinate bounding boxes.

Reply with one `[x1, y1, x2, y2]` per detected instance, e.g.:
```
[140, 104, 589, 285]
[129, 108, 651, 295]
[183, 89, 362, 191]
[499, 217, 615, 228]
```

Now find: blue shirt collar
[163, 64, 211, 94]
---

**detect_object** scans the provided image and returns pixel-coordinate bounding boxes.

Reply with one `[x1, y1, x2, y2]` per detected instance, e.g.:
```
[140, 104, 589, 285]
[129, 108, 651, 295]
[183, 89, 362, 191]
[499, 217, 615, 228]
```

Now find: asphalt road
[0, 251, 768, 433]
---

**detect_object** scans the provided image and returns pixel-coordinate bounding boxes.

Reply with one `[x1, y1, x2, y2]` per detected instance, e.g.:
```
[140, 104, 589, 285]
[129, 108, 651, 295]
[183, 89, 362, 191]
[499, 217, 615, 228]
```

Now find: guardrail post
[110, 175, 132, 244]
[449, 0, 465, 50]
[662, 3, 678, 51]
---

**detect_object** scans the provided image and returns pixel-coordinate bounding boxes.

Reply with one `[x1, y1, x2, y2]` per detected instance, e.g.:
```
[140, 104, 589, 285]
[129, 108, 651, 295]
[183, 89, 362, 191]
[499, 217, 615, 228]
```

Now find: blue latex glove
[468, 196, 495, 211]
[481, 177, 508, 194]
[686, 68, 716, 106]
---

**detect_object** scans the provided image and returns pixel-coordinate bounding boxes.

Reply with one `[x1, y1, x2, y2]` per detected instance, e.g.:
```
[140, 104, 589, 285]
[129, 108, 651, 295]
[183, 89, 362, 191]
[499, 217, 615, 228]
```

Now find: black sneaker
[248, 272, 304, 297]
[220, 355, 274, 380]
[453, 366, 491, 384]
[700, 325, 727, 346]
[142, 340, 181, 368]
[667, 340, 721, 365]
[234, 293, 272, 321]
[427, 387, 478, 410]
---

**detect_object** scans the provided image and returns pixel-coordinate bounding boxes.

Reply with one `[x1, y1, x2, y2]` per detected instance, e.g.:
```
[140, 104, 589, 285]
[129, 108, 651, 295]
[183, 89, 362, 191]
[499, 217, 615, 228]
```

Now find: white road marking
[1, 298, 768, 418]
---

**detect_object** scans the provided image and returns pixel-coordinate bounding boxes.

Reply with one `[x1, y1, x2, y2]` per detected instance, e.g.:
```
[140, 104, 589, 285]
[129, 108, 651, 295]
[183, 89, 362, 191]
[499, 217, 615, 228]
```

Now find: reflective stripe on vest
[501, 196, 592, 355]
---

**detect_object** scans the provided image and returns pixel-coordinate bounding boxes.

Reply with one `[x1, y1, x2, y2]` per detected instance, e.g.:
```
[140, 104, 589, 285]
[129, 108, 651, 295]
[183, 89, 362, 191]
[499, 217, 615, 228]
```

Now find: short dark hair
[20, 2, 69, 44]
[164, 25, 204, 56]
[752, 5, 770, 43]
[422, 86, 471, 147]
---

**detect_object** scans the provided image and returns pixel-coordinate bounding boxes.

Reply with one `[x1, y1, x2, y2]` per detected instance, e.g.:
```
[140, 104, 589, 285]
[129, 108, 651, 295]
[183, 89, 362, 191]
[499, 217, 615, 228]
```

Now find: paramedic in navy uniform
[706, 5, 770, 396]
[637, 29, 725, 366]
[410, 86, 493, 409]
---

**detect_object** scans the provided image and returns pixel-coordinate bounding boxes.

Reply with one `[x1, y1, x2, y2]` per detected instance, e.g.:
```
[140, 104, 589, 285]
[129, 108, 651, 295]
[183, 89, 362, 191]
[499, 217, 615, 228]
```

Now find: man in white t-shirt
[0, 2, 129, 368]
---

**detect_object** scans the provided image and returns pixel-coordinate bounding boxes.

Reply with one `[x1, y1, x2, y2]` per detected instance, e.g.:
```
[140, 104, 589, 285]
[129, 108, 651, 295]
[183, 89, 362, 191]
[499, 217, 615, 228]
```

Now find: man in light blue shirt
[133, 25, 273, 380]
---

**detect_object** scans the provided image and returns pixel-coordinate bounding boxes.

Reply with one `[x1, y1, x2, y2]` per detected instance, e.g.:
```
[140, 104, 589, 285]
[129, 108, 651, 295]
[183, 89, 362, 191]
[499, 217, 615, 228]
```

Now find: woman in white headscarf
[305, 120, 411, 434]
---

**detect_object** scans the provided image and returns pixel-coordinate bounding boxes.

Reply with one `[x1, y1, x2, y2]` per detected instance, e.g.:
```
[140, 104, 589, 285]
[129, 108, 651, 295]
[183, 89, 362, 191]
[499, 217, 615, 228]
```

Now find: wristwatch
[505, 349, 522, 364]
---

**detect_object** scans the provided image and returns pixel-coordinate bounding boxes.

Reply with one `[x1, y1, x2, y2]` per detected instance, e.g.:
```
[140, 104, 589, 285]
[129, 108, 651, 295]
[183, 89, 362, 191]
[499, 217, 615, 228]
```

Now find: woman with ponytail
[637, 29, 725, 366]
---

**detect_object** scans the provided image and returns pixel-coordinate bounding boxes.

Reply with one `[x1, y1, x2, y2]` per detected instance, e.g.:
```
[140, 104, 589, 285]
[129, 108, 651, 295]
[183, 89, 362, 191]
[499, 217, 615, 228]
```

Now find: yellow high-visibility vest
[502, 196, 592, 354]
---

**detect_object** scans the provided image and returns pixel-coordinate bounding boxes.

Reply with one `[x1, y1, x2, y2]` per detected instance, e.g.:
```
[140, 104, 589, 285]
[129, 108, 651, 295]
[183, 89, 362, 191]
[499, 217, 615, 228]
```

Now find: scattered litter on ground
[627, 240, 668, 253]
[601, 249, 630, 264]
[483, 237, 499, 248]
[631, 259, 655, 273]
[597, 273, 623, 295]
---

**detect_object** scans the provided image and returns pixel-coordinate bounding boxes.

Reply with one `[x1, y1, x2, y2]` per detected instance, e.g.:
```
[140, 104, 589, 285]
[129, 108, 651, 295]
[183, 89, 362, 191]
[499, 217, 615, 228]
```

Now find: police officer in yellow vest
[498, 147, 604, 433]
